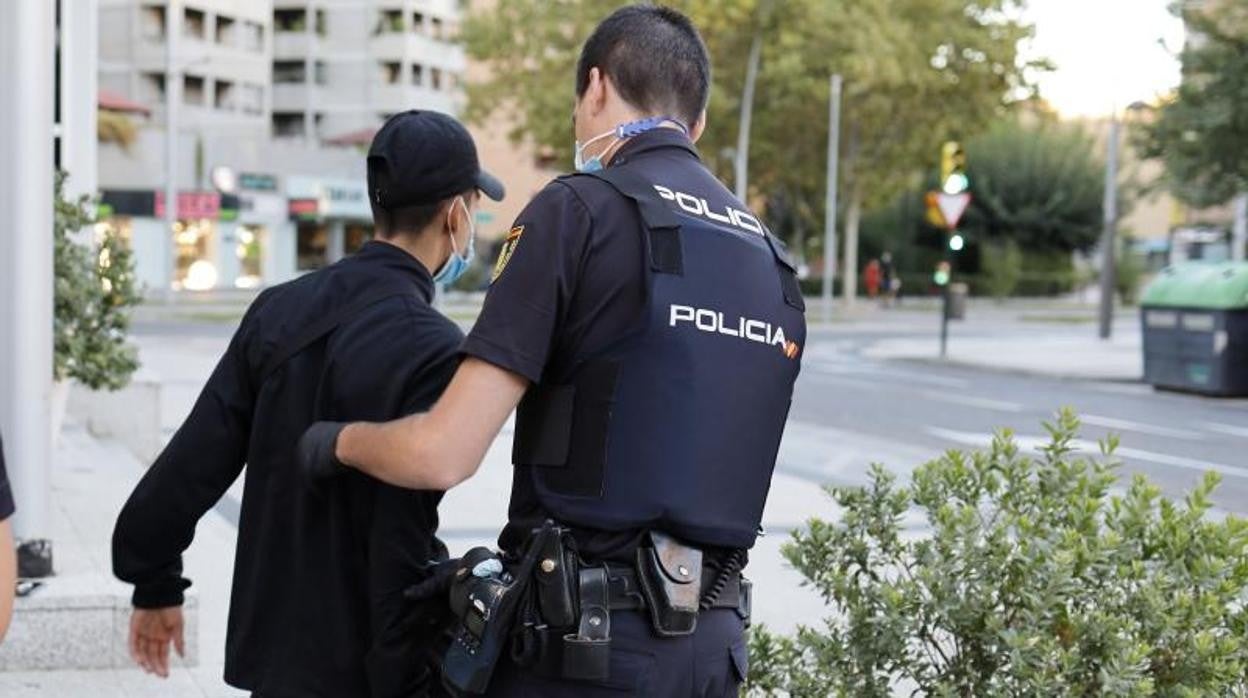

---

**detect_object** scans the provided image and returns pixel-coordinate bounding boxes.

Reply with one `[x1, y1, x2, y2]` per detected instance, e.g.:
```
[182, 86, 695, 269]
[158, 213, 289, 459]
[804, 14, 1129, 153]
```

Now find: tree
[460, 0, 1039, 278]
[1136, 2, 1248, 208]
[960, 119, 1106, 254]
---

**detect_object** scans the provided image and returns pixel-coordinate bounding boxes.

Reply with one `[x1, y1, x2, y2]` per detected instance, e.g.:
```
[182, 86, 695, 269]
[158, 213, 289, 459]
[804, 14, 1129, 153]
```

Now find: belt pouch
[636, 531, 703, 637]
[562, 567, 611, 681]
[534, 527, 576, 628]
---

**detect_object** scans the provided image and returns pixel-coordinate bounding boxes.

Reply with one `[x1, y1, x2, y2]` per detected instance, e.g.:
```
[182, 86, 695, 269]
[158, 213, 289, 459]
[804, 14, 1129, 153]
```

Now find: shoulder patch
[491, 225, 524, 283]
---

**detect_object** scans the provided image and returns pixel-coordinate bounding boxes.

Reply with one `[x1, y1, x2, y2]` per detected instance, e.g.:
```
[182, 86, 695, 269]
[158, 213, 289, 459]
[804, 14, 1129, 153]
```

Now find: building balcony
[368, 33, 465, 71]
[272, 83, 313, 111]
[274, 31, 318, 58]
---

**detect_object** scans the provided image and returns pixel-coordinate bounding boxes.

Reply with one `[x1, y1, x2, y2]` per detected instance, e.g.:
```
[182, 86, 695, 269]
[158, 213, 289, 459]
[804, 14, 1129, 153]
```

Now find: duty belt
[602, 564, 750, 615]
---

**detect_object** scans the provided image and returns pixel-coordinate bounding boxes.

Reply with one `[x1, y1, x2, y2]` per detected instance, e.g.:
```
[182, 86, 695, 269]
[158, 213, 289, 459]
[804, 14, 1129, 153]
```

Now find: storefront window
[173, 219, 218, 291]
[236, 225, 265, 288]
[297, 221, 328, 271]
[345, 223, 373, 255]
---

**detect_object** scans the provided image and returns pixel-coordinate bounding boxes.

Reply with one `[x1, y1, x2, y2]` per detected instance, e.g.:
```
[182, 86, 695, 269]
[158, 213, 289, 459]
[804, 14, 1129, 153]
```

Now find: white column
[0, 0, 56, 542]
[327, 219, 345, 263]
[215, 221, 241, 289]
[131, 218, 173, 290]
[60, 0, 99, 202]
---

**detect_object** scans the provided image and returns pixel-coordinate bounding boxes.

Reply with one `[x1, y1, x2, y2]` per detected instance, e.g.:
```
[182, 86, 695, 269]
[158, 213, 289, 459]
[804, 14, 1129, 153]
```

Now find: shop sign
[239, 172, 279, 192]
[240, 192, 287, 220]
[155, 191, 221, 220]
[286, 176, 371, 220]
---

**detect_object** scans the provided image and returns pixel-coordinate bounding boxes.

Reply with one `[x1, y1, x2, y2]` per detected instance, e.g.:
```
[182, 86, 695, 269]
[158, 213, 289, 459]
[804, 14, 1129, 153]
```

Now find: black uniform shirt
[462, 129, 736, 562]
[0, 433, 13, 520]
[113, 241, 461, 697]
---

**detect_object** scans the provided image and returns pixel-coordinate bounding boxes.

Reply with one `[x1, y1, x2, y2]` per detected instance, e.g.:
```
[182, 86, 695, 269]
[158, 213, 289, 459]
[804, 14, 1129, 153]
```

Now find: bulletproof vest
[512, 164, 806, 550]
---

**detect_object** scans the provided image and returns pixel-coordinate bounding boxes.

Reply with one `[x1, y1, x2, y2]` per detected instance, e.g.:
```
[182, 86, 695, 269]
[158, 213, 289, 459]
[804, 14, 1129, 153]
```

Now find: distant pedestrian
[0, 433, 15, 643]
[881, 251, 897, 307]
[864, 258, 882, 298]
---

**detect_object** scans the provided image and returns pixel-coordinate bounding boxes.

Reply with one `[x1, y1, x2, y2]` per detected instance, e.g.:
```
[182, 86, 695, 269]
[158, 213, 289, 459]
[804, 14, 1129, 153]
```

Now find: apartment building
[99, 1, 272, 134]
[271, 0, 466, 141]
[92, 0, 550, 293]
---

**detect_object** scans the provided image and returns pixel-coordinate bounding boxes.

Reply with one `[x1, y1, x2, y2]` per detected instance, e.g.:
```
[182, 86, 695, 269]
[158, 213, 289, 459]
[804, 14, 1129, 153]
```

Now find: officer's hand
[298, 421, 348, 483]
[128, 606, 185, 678]
[403, 548, 500, 604]
[403, 558, 463, 604]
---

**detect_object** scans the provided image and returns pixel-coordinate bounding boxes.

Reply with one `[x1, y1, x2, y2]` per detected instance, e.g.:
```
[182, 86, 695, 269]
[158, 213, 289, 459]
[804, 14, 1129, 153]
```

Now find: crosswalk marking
[924, 427, 1248, 480]
[1201, 421, 1248, 439]
[1081, 414, 1201, 440]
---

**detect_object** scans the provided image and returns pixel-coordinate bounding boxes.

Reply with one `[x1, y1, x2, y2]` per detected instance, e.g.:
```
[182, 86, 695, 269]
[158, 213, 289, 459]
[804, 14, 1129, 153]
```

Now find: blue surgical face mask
[433, 196, 475, 286]
[573, 116, 689, 173]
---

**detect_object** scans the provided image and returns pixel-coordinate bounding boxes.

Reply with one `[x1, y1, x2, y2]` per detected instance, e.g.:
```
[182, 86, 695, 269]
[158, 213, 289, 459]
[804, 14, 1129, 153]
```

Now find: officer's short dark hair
[576, 4, 711, 128]
[371, 192, 469, 240]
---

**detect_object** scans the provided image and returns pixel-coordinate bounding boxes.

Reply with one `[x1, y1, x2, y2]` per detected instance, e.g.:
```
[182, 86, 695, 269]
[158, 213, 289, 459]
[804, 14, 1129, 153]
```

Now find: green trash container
[1139, 262, 1248, 396]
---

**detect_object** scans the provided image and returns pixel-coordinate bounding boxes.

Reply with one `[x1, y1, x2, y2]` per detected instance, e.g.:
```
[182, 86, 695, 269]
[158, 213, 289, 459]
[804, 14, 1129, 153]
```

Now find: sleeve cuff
[0, 480, 14, 520]
[132, 576, 192, 609]
[460, 334, 543, 384]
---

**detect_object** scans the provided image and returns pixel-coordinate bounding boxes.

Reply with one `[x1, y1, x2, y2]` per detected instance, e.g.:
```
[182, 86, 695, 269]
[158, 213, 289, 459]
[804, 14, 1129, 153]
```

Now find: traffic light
[933, 260, 952, 286]
[940, 141, 968, 194]
[949, 233, 965, 252]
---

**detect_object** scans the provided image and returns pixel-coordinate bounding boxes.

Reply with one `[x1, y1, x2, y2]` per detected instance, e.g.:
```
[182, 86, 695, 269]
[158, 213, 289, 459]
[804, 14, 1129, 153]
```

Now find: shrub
[54, 173, 142, 390]
[979, 240, 1023, 301]
[748, 409, 1248, 696]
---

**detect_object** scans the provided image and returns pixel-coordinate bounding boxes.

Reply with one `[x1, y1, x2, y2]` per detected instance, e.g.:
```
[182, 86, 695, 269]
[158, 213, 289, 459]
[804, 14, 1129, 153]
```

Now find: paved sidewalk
[0, 424, 246, 697]
[864, 326, 1143, 381]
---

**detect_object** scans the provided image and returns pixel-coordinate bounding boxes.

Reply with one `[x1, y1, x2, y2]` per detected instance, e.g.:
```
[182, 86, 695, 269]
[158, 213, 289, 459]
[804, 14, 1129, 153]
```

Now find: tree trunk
[843, 185, 862, 309]
[734, 0, 773, 201]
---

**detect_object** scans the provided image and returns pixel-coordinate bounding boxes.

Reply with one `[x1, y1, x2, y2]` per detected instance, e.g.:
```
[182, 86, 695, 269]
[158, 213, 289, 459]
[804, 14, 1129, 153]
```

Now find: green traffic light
[934, 270, 951, 286]
[949, 234, 965, 252]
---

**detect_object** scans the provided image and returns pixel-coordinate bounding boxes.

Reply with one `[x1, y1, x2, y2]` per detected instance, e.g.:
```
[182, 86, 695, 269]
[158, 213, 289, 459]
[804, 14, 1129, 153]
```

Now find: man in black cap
[112, 110, 503, 697]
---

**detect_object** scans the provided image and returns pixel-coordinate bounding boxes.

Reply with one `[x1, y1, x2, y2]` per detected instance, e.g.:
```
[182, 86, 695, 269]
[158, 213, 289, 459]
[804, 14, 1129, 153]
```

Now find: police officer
[299, 5, 805, 696]
[112, 111, 503, 696]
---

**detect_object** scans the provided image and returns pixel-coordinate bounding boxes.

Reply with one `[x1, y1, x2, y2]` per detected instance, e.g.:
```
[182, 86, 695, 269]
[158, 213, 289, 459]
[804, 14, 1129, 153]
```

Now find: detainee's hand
[129, 606, 185, 677]
[297, 421, 349, 483]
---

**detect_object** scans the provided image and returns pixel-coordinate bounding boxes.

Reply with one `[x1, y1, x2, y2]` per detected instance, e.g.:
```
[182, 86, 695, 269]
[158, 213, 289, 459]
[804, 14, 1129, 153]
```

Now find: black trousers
[483, 609, 748, 697]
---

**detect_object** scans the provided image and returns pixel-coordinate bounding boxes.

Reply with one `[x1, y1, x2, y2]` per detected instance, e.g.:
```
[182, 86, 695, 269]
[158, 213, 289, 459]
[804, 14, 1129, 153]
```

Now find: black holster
[635, 531, 703, 637]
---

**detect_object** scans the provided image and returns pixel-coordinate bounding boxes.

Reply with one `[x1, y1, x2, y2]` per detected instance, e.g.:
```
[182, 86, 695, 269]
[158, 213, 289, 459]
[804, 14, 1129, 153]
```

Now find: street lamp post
[821, 74, 843, 323]
[165, 0, 182, 293]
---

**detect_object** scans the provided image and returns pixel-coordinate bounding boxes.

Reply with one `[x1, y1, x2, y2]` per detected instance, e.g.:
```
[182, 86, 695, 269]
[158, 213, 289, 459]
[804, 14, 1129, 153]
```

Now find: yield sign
[936, 192, 972, 229]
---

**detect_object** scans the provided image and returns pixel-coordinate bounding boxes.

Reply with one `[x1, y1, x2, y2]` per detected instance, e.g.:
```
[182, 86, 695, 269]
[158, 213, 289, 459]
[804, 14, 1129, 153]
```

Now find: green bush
[748, 409, 1248, 697]
[54, 173, 141, 390]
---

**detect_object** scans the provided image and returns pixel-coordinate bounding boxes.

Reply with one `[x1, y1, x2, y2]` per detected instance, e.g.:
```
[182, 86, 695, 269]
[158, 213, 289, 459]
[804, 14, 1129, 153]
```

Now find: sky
[1018, 0, 1187, 117]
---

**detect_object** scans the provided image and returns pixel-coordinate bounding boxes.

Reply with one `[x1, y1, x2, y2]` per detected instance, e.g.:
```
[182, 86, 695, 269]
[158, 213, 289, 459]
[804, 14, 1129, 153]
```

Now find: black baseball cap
[367, 110, 504, 209]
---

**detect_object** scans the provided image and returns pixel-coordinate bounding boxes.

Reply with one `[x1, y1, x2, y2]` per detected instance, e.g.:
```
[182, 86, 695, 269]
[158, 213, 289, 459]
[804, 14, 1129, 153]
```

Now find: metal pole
[1098, 114, 1120, 340]
[60, 0, 99, 205]
[1232, 192, 1247, 263]
[165, 0, 182, 292]
[821, 74, 842, 323]
[734, 0, 772, 201]
[0, 0, 56, 545]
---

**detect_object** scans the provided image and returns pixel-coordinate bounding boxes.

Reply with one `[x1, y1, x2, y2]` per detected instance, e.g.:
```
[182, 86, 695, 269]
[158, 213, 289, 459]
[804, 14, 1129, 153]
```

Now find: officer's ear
[583, 67, 609, 117]
[689, 111, 708, 143]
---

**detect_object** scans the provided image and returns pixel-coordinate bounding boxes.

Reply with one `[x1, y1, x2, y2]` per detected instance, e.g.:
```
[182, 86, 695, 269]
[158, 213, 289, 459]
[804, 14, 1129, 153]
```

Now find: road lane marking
[924, 427, 1248, 480]
[1081, 414, 1201, 440]
[919, 392, 1025, 413]
[1201, 421, 1248, 439]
